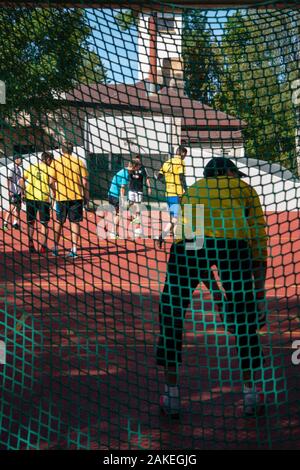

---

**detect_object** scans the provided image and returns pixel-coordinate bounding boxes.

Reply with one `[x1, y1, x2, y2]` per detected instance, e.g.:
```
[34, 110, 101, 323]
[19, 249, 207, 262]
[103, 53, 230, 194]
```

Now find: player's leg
[157, 241, 203, 417]
[157, 197, 180, 248]
[156, 197, 172, 245]
[52, 201, 67, 256]
[200, 268, 225, 319]
[66, 200, 83, 258]
[3, 195, 20, 229]
[128, 191, 135, 212]
[38, 202, 51, 253]
[107, 196, 120, 239]
[68, 222, 80, 258]
[113, 212, 119, 238]
[28, 221, 36, 251]
[127, 191, 138, 230]
[12, 195, 22, 229]
[130, 192, 142, 221]
[132, 193, 143, 236]
[169, 197, 181, 240]
[157, 216, 178, 248]
[216, 239, 264, 414]
[11, 203, 18, 228]
[3, 199, 13, 229]
[25, 200, 37, 252]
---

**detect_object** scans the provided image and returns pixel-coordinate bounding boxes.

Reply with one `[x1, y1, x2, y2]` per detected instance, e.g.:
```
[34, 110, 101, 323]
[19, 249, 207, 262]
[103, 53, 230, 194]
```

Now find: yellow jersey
[49, 154, 88, 202]
[179, 176, 268, 262]
[159, 156, 185, 197]
[24, 162, 52, 202]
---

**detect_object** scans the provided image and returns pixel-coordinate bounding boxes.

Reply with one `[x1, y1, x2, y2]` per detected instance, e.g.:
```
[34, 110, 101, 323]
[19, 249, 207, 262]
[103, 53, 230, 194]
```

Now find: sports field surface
[0, 210, 299, 449]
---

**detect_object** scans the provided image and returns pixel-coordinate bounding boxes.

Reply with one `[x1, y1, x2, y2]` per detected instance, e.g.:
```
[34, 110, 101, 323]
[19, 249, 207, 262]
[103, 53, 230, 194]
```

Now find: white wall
[0, 147, 86, 211]
[197, 143, 245, 158]
[186, 149, 300, 212]
[87, 114, 173, 155]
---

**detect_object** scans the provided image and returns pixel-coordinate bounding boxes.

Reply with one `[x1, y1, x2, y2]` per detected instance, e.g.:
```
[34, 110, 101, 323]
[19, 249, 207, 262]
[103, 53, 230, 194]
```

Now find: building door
[13, 144, 35, 155]
[88, 153, 124, 200]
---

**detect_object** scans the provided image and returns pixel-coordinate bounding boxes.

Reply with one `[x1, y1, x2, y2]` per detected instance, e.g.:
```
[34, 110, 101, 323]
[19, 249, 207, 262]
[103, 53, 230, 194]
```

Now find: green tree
[0, 8, 107, 117]
[182, 9, 222, 104]
[115, 9, 139, 31]
[115, 8, 298, 172]
[213, 10, 298, 172]
[77, 49, 107, 85]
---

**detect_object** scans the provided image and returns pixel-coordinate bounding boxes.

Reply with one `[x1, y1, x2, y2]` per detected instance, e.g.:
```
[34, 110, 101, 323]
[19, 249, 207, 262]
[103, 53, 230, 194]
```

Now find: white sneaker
[134, 227, 142, 237]
[108, 232, 118, 240]
[243, 385, 265, 416]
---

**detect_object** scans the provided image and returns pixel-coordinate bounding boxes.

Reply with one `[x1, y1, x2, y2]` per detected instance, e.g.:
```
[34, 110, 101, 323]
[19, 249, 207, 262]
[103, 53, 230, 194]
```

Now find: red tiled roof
[64, 81, 245, 140]
[65, 82, 164, 112]
[152, 86, 245, 129]
[181, 129, 244, 143]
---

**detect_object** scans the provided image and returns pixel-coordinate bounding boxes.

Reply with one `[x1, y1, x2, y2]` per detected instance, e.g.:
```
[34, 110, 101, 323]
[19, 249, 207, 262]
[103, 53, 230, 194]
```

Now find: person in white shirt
[3, 155, 23, 231]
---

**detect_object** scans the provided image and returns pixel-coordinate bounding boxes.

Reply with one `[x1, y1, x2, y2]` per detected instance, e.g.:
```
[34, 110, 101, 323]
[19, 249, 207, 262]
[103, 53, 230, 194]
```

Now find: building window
[88, 153, 123, 199]
[157, 14, 175, 34]
[13, 144, 35, 155]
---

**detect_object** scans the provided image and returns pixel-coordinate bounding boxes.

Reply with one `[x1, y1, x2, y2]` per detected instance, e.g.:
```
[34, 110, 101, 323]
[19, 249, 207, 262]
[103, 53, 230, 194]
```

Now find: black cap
[13, 154, 22, 161]
[203, 157, 246, 178]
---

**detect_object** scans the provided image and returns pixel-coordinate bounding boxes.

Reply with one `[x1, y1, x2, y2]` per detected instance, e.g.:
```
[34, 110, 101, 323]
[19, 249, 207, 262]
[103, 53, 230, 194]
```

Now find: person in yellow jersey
[155, 145, 187, 247]
[49, 141, 89, 259]
[157, 156, 268, 418]
[20, 152, 54, 254]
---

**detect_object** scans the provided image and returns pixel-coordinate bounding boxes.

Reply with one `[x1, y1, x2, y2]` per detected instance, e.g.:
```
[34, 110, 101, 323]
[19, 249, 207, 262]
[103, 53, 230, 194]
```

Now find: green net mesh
[0, 1, 299, 450]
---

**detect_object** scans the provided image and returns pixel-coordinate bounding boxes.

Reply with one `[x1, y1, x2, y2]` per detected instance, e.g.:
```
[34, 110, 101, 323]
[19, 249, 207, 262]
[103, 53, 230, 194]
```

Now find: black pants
[157, 238, 263, 372]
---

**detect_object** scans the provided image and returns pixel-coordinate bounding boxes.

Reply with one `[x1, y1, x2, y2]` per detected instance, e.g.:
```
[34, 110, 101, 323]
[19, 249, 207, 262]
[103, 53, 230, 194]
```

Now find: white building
[1, 14, 299, 211]
[59, 13, 246, 200]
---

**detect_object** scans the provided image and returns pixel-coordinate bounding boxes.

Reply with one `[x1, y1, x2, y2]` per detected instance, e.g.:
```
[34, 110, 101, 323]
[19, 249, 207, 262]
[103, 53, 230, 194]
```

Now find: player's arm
[246, 186, 268, 296]
[144, 167, 152, 195]
[179, 161, 187, 193]
[82, 176, 89, 206]
[154, 164, 164, 182]
[146, 178, 152, 195]
[48, 166, 57, 202]
[79, 160, 89, 205]
[155, 173, 164, 182]
[49, 178, 56, 203]
[7, 169, 14, 196]
[120, 185, 126, 197]
[179, 173, 187, 193]
[119, 171, 128, 198]
[19, 172, 28, 200]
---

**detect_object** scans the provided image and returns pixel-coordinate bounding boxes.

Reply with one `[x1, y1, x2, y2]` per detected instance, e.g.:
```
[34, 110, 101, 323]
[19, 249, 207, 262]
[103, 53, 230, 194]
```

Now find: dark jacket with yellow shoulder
[179, 176, 268, 263]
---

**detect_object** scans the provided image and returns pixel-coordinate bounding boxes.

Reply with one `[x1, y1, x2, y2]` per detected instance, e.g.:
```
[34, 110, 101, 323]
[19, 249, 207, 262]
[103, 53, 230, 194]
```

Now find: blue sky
[85, 9, 231, 84]
[86, 9, 139, 83]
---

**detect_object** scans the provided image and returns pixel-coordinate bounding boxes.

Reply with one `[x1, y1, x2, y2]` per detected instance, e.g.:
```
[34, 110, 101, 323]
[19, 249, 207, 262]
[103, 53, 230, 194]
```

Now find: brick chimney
[146, 14, 157, 94]
[148, 14, 157, 84]
[138, 12, 183, 92]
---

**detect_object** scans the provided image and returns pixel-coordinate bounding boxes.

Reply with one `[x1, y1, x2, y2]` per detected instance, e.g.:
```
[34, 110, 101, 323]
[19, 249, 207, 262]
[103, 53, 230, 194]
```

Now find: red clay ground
[0, 210, 299, 449]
